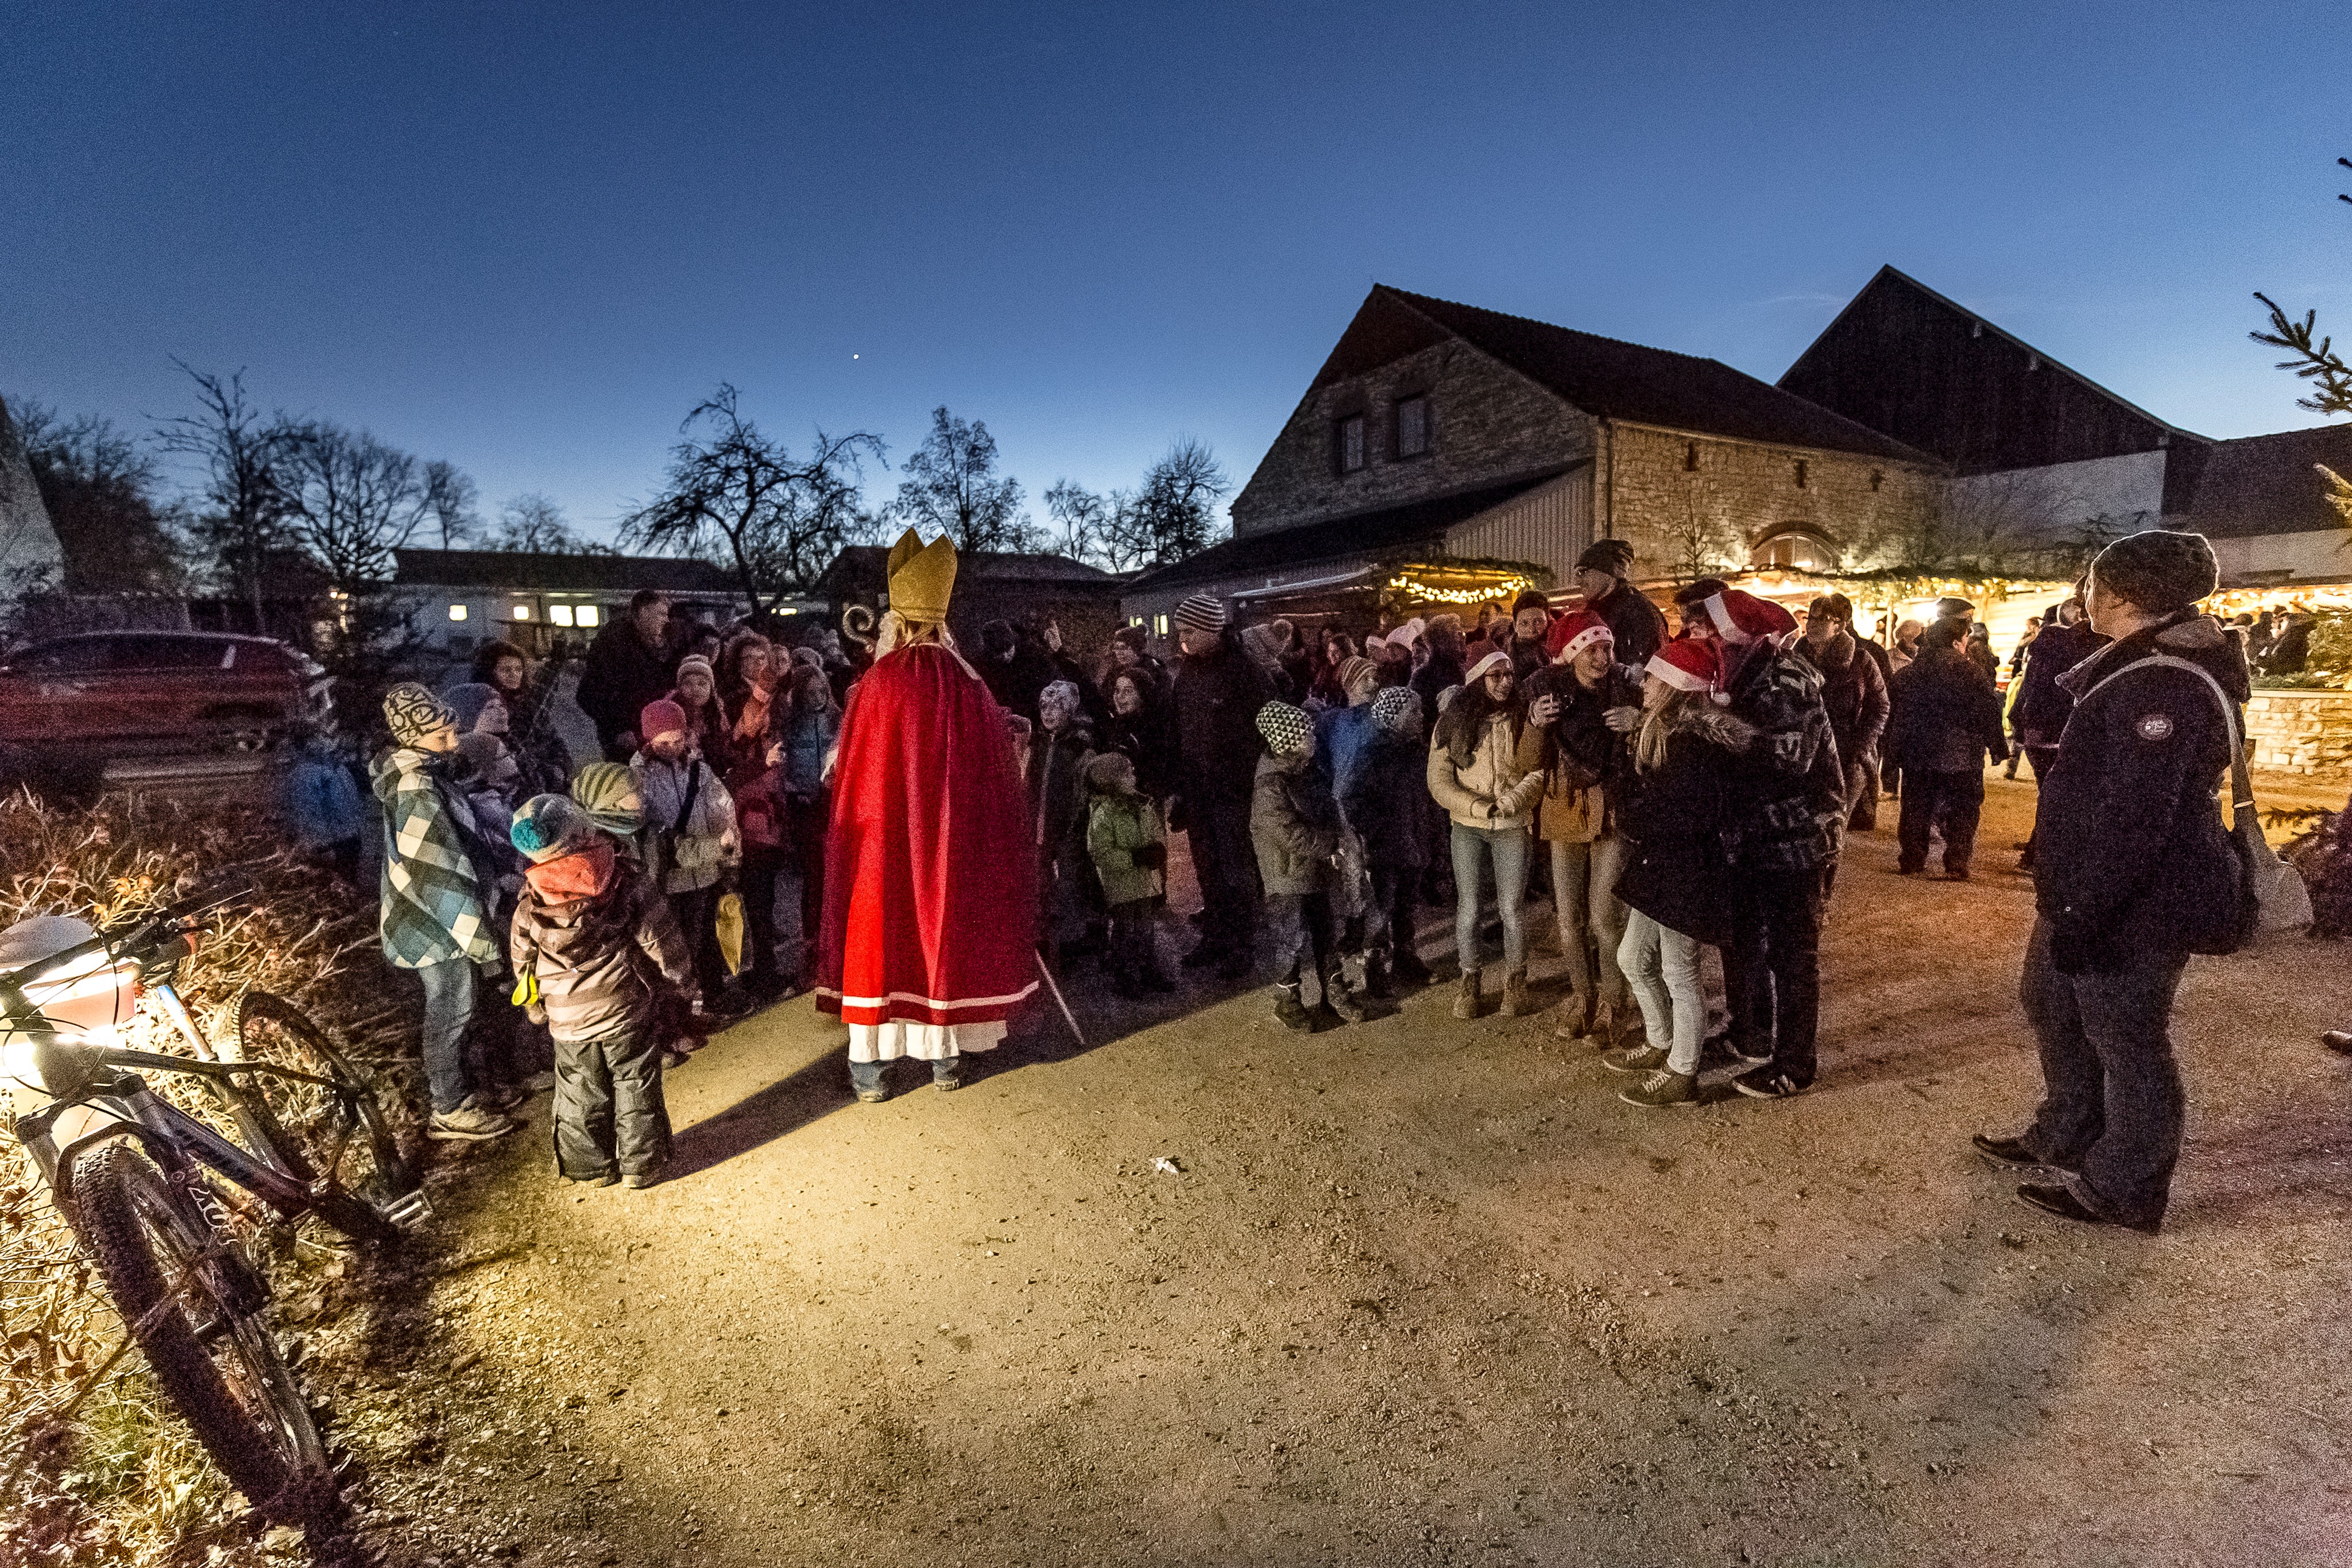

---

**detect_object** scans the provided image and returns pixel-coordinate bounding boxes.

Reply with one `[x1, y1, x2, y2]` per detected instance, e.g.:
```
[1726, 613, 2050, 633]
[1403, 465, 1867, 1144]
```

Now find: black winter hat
[2092, 529, 2219, 613]
[1575, 538, 1635, 576]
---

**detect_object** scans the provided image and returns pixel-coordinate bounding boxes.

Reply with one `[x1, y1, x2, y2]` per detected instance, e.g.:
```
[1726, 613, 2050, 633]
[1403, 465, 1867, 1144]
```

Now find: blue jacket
[780, 706, 841, 799]
[1312, 702, 1379, 809]
[282, 745, 366, 851]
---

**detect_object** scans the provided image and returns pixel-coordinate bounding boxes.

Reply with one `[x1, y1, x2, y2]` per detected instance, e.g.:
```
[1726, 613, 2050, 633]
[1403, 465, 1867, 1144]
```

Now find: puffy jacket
[1086, 791, 1166, 908]
[510, 841, 697, 1042]
[1797, 632, 1890, 771]
[1341, 726, 1438, 870]
[1313, 701, 1380, 806]
[1518, 662, 1644, 842]
[2035, 614, 2247, 969]
[1426, 711, 1545, 831]
[1250, 752, 1342, 896]
[1886, 649, 2009, 774]
[1612, 704, 1753, 946]
[779, 704, 840, 799]
[630, 751, 740, 894]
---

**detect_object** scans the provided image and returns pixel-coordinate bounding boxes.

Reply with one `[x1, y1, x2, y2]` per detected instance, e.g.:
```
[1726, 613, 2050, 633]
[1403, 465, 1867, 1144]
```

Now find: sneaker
[1731, 1066, 1808, 1099]
[427, 1101, 518, 1141]
[1700, 1031, 1770, 1067]
[1325, 984, 1367, 1025]
[1274, 993, 1314, 1031]
[1601, 1044, 1669, 1075]
[2322, 1030, 2352, 1055]
[1619, 1068, 1698, 1108]
[479, 1081, 531, 1112]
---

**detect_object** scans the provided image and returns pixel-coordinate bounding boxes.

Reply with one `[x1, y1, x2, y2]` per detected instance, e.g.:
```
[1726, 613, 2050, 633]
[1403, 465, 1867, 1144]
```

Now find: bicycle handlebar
[0, 869, 255, 998]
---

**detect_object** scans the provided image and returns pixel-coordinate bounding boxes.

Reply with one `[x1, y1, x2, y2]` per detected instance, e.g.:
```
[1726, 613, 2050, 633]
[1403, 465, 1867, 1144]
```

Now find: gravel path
[347, 775, 2352, 1567]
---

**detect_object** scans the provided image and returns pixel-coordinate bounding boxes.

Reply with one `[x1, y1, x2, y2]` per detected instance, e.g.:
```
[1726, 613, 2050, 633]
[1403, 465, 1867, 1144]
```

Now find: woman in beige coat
[1426, 652, 1546, 1019]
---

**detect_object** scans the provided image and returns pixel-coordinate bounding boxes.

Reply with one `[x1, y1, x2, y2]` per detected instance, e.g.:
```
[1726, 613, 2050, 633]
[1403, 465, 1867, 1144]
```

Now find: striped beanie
[382, 682, 456, 747]
[1371, 684, 1421, 739]
[1173, 594, 1228, 635]
[1339, 655, 1379, 695]
[1255, 700, 1314, 754]
[570, 761, 643, 837]
[510, 795, 596, 864]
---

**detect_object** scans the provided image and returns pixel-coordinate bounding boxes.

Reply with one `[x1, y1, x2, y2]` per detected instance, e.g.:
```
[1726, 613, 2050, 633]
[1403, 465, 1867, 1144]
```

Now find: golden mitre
[885, 528, 958, 623]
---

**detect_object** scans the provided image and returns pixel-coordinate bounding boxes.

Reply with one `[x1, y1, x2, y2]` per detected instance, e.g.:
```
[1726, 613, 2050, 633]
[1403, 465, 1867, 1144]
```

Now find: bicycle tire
[67, 1141, 326, 1518]
[234, 991, 415, 1242]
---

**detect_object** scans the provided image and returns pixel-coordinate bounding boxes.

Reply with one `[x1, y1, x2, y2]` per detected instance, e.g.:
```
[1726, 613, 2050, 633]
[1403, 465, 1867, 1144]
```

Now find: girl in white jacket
[632, 697, 743, 1015]
[1426, 652, 1546, 1019]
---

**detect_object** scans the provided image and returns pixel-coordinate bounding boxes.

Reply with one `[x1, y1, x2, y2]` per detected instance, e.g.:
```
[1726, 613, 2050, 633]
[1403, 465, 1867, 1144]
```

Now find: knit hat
[1112, 624, 1148, 652]
[638, 698, 688, 745]
[1255, 700, 1313, 754]
[509, 795, 596, 864]
[1339, 655, 1379, 694]
[1576, 538, 1635, 577]
[1699, 587, 1798, 646]
[442, 682, 504, 734]
[382, 682, 456, 747]
[1039, 679, 1082, 716]
[1463, 650, 1513, 686]
[1388, 617, 1425, 649]
[1546, 608, 1615, 661]
[1647, 637, 1726, 700]
[1080, 752, 1134, 793]
[569, 761, 643, 837]
[674, 653, 716, 689]
[2091, 529, 2219, 613]
[1371, 684, 1422, 739]
[1173, 594, 1228, 635]
[1512, 589, 1552, 616]
[453, 731, 510, 781]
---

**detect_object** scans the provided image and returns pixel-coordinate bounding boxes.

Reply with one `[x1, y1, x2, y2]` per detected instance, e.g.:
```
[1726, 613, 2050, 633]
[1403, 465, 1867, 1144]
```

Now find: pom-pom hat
[510, 795, 595, 864]
[1546, 608, 1615, 661]
[1646, 637, 1726, 701]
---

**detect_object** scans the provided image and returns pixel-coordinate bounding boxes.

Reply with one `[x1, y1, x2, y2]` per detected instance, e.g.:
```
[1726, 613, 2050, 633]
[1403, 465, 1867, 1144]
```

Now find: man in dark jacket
[977, 620, 1059, 725]
[575, 590, 678, 761]
[1885, 622, 2010, 878]
[2009, 594, 2106, 871]
[1678, 582, 1844, 1098]
[1170, 594, 1273, 977]
[1976, 530, 2245, 1234]
[1565, 539, 1667, 671]
[1797, 595, 1890, 838]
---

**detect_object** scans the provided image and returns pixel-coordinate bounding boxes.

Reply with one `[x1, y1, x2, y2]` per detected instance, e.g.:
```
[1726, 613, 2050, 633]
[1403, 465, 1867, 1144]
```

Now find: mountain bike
[1, 874, 430, 1521]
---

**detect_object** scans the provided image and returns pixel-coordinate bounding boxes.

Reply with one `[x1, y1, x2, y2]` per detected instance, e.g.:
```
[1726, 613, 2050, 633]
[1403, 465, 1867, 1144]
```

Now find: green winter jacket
[1250, 752, 1341, 897]
[372, 746, 499, 970]
[1085, 792, 1165, 908]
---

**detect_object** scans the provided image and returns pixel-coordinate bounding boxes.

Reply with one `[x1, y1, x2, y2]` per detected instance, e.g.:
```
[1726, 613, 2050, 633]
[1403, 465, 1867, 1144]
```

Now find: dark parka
[2034, 614, 2247, 971]
[2012, 619, 2107, 749]
[1797, 632, 1890, 773]
[1587, 581, 1669, 671]
[1340, 725, 1437, 870]
[1173, 636, 1276, 816]
[1885, 648, 2010, 774]
[574, 620, 676, 752]
[1612, 704, 1754, 946]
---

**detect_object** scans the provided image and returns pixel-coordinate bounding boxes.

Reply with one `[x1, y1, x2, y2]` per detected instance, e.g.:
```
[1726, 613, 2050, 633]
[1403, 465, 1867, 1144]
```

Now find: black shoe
[1972, 1133, 2076, 1171]
[1703, 1031, 1770, 1067]
[1140, 968, 1177, 993]
[1181, 940, 1228, 970]
[1731, 1066, 1808, 1099]
[1274, 994, 1313, 1031]
[1217, 950, 1253, 982]
[1390, 951, 1435, 988]
[1894, 864, 1924, 877]
[2324, 1030, 2352, 1055]
[2016, 1182, 2160, 1234]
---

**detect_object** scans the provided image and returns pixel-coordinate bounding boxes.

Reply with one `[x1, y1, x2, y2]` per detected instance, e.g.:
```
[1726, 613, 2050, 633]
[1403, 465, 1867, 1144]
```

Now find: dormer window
[1337, 414, 1367, 474]
[1395, 396, 1430, 459]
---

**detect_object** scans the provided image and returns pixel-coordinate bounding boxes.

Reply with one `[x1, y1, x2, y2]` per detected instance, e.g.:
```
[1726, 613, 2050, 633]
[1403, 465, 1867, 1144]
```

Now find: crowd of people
[329, 525, 2251, 1230]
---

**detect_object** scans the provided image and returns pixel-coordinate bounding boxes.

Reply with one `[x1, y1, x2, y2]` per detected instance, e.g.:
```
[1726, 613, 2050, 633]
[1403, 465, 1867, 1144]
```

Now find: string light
[1386, 571, 1535, 605]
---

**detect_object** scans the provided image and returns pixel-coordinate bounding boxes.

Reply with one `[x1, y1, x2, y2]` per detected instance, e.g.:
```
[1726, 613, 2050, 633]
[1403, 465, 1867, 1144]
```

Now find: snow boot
[1498, 967, 1531, 1018]
[1452, 967, 1484, 1021]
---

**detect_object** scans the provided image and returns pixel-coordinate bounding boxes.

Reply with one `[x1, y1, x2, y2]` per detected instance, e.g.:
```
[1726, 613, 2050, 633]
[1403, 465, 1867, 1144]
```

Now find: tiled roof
[1125, 467, 1577, 596]
[1374, 285, 1936, 466]
[2172, 425, 2352, 540]
[393, 548, 739, 595]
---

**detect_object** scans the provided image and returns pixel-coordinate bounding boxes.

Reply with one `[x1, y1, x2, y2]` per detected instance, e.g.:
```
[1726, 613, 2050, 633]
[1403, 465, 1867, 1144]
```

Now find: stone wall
[1229, 341, 1592, 536]
[1604, 421, 1940, 582]
[2244, 688, 2352, 777]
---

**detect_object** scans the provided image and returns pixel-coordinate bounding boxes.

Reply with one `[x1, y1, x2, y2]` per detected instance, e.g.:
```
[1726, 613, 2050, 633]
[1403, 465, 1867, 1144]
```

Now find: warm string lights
[1385, 570, 1537, 605]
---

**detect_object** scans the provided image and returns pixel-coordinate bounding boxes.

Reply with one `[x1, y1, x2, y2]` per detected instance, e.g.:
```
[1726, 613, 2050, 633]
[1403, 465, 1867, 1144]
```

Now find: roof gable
[1372, 285, 1934, 464]
[2173, 425, 2352, 540]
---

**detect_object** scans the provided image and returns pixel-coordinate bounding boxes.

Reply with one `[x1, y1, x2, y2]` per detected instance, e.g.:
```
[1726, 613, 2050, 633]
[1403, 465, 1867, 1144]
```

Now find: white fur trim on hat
[1702, 593, 1752, 646]
[1463, 651, 1513, 685]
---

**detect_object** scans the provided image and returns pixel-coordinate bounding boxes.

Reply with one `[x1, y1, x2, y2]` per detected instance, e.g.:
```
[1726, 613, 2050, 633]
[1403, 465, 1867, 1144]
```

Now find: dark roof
[1127, 466, 1579, 596]
[393, 548, 739, 595]
[2172, 425, 2352, 540]
[812, 547, 1119, 597]
[1363, 285, 1935, 466]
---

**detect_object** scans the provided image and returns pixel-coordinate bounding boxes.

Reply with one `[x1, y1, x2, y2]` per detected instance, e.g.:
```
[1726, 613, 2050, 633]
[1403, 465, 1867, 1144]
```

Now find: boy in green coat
[1082, 753, 1173, 996]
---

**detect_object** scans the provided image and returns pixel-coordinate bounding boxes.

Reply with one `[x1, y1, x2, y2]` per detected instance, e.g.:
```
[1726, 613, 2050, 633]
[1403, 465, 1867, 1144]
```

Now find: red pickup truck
[0, 632, 332, 765]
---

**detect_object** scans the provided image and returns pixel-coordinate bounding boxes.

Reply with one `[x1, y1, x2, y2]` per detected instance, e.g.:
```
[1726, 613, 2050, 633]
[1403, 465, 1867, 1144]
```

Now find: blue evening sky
[6, 1, 2347, 544]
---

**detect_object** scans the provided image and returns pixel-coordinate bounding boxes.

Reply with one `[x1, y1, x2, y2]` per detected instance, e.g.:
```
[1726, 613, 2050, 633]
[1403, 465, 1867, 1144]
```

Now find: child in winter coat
[1340, 686, 1439, 994]
[1250, 702, 1365, 1029]
[509, 796, 698, 1188]
[630, 699, 744, 1016]
[280, 719, 367, 882]
[1082, 752, 1171, 996]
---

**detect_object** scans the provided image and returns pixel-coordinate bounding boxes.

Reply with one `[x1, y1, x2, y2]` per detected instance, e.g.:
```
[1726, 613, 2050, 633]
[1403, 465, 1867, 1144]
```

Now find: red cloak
[815, 643, 1038, 1027]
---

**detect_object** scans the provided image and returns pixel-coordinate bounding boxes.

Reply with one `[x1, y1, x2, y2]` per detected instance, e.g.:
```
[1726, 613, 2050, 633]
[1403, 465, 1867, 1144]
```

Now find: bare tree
[888, 406, 1035, 552]
[280, 422, 449, 591]
[2251, 156, 2352, 417]
[11, 397, 184, 594]
[1660, 474, 1744, 581]
[486, 491, 599, 553]
[153, 362, 295, 620]
[621, 384, 883, 618]
[1127, 438, 1229, 565]
[1045, 478, 1115, 565]
[423, 459, 479, 548]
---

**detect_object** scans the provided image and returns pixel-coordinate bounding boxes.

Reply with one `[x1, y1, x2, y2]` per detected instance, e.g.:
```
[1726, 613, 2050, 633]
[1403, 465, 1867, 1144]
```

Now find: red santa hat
[1700, 587, 1797, 646]
[1645, 637, 1726, 702]
[1546, 608, 1615, 661]
[1463, 650, 1514, 686]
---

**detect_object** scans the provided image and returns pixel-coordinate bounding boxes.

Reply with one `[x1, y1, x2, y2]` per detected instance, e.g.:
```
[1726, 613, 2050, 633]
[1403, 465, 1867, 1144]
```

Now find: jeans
[1898, 768, 1986, 873]
[1450, 823, 1530, 976]
[2018, 918, 2187, 1226]
[1549, 834, 1630, 1009]
[1721, 867, 1825, 1084]
[416, 957, 478, 1115]
[740, 846, 788, 984]
[1264, 891, 1336, 1005]
[553, 1028, 671, 1179]
[850, 1055, 960, 1093]
[1361, 865, 1421, 968]
[1186, 788, 1261, 952]
[1618, 909, 1705, 1074]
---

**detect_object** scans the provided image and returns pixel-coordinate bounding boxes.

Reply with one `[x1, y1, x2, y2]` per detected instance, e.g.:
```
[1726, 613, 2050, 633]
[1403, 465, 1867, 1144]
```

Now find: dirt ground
[342, 774, 2352, 1568]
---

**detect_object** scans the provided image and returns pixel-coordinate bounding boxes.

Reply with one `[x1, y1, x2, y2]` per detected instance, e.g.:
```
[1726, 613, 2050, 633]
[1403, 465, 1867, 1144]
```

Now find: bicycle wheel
[67, 1141, 326, 1519]
[233, 991, 416, 1242]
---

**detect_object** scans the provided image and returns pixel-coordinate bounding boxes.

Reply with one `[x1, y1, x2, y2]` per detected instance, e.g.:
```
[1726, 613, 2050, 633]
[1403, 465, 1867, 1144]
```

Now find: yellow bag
[510, 970, 538, 1008]
[714, 891, 748, 977]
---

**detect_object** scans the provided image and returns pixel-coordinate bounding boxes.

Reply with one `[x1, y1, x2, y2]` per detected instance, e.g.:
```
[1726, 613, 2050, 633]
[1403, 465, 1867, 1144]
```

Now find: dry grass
[0, 785, 412, 1567]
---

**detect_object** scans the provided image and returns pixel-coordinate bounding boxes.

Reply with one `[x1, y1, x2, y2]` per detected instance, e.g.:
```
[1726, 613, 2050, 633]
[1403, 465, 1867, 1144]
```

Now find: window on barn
[1685, 442, 1700, 471]
[1395, 396, 1430, 458]
[1750, 529, 1840, 572]
[1337, 414, 1366, 474]
[1794, 459, 1809, 489]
